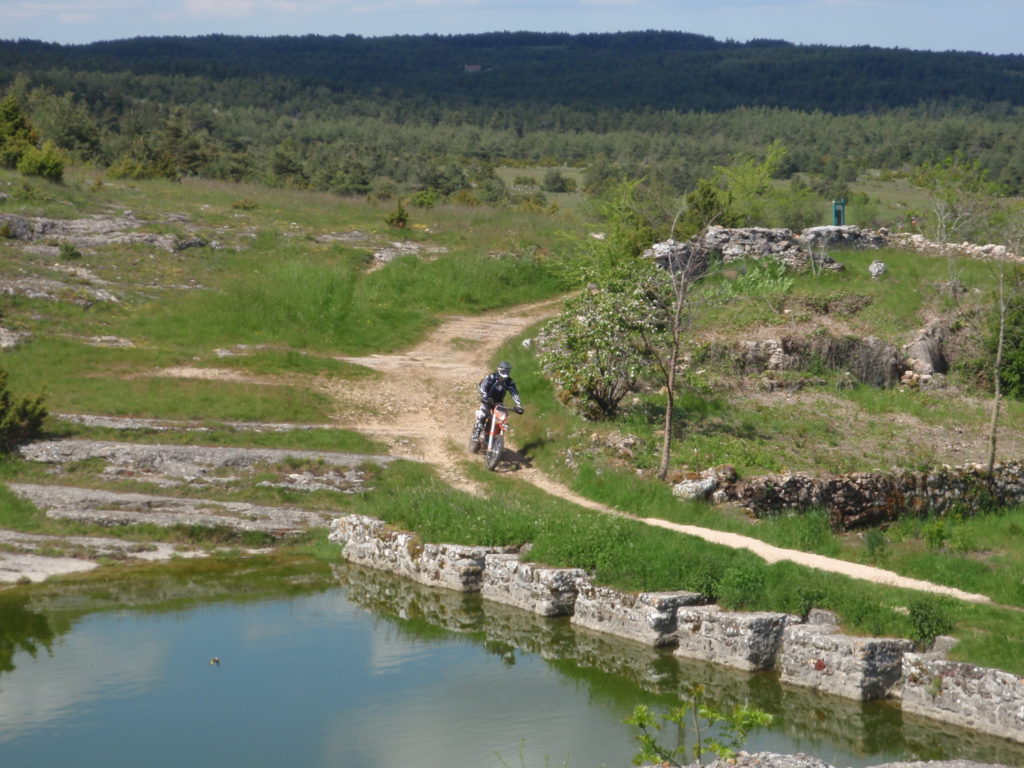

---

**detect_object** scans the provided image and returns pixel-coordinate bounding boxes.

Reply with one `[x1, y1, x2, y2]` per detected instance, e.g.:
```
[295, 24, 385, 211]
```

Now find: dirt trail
[327, 299, 993, 605]
[324, 299, 560, 493]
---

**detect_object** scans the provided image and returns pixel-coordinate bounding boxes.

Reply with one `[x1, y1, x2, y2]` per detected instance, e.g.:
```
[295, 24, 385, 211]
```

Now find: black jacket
[479, 372, 521, 408]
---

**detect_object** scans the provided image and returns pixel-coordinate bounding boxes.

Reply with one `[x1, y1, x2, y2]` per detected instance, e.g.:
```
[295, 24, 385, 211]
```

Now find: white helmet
[497, 361, 512, 379]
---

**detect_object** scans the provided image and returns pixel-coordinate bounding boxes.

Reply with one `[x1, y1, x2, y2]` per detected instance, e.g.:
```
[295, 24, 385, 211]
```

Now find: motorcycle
[470, 402, 523, 470]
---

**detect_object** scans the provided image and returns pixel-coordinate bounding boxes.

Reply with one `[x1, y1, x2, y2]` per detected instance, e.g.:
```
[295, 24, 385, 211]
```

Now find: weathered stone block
[780, 622, 913, 700]
[571, 576, 705, 646]
[329, 514, 513, 592]
[675, 606, 790, 671]
[902, 654, 1024, 743]
[481, 553, 586, 616]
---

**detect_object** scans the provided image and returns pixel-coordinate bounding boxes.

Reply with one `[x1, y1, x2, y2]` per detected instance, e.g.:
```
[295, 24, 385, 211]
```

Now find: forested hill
[3, 31, 1024, 114]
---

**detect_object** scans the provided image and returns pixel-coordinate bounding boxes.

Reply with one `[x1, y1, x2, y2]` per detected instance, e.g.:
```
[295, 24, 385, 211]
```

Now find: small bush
[408, 189, 440, 208]
[231, 199, 258, 210]
[0, 369, 46, 454]
[542, 168, 577, 193]
[58, 242, 82, 260]
[384, 199, 409, 228]
[908, 595, 955, 650]
[16, 141, 65, 183]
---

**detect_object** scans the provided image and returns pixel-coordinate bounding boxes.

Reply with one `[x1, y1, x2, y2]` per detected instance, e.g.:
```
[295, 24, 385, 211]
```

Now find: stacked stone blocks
[328, 513, 1024, 744]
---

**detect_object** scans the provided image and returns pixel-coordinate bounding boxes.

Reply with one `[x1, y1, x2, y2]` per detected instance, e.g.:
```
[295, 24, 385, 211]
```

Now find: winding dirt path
[325, 299, 993, 605]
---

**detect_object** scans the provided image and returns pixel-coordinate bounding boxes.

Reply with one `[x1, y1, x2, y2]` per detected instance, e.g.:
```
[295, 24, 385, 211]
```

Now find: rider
[471, 360, 523, 447]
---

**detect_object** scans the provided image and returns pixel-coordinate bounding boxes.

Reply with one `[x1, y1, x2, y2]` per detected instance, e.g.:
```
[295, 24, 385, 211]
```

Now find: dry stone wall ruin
[328, 513, 1024, 744]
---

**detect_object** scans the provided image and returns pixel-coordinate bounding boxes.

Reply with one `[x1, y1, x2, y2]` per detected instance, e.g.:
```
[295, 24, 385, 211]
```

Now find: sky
[0, 0, 1022, 55]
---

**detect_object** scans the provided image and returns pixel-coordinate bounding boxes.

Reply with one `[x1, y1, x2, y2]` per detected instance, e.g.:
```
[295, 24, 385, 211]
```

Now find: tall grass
[122, 233, 566, 354]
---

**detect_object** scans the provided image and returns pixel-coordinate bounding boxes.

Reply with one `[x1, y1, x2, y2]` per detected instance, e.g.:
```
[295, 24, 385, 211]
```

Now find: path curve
[328, 299, 992, 605]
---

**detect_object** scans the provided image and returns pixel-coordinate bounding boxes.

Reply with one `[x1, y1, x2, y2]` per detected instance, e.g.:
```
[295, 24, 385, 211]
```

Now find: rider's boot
[469, 421, 483, 453]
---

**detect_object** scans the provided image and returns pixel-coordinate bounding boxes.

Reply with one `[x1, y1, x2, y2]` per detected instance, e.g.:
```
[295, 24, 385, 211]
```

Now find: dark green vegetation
[5, 31, 1024, 208]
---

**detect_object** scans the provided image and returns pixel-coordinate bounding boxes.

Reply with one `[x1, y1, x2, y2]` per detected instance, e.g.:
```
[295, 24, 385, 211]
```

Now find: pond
[1, 558, 1023, 768]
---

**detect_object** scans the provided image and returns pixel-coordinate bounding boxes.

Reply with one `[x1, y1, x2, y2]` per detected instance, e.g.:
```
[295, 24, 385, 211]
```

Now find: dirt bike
[470, 402, 522, 470]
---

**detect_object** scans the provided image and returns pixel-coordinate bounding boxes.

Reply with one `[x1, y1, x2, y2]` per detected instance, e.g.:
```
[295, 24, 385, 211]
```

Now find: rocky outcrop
[645, 227, 844, 275]
[729, 333, 904, 387]
[723, 462, 1024, 531]
[903, 320, 949, 376]
[19, 439, 392, 490]
[0, 212, 208, 252]
[643, 226, 1021, 284]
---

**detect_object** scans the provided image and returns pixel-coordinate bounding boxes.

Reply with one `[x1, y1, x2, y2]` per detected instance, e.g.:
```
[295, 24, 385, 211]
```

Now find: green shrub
[994, 289, 1024, 399]
[384, 199, 409, 228]
[0, 369, 46, 454]
[16, 141, 65, 183]
[408, 189, 440, 208]
[542, 168, 577, 193]
[58, 242, 82, 260]
[908, 595, 955, 650]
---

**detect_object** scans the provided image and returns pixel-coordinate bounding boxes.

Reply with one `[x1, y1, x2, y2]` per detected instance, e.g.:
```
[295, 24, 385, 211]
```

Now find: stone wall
[780, 611, 914, 700]
[328, 512, 1024, 745]
[676, 606, 792, 671]
[721, 462, 1024, 531]
[902, 655, 1024, 744]
[481, 553, 586, 616]
[329, 514, 517, 592]
[572, 580, 706, 646]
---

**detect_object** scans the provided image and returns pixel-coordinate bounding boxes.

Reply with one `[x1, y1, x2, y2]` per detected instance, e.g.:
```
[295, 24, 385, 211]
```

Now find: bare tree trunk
[987, 268, 1006, 475]
[658, 345, 678, 480]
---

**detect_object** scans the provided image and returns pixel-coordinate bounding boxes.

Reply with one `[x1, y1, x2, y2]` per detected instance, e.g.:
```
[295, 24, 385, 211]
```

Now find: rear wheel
[485, 434, 503, 470]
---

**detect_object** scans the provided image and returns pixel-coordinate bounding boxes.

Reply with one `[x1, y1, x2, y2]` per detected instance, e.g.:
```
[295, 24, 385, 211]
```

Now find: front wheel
[485, 434, 504, 470]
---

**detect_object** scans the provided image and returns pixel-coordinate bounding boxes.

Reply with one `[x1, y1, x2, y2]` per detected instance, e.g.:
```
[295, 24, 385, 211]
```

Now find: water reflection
[1, 560, 1023, 768]
[336, 562, 1024, 768]
[0, 594, 61, 674]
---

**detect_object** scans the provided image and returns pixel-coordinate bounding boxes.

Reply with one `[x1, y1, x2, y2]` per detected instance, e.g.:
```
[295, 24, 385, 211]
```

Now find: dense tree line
[3, 31, 1024, 209]
[4, 32, 1024, 114]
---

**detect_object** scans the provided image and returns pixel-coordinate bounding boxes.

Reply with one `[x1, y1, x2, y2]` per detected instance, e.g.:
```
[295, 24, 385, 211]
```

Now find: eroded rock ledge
[328, 513, 1024, 746]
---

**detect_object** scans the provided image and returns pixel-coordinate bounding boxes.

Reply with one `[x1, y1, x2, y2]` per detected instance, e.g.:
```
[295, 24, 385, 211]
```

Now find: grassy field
[4, 166, 1024, 675]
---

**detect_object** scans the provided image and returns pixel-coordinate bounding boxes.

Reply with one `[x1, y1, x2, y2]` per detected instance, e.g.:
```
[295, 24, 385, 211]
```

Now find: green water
[1, 559, 1022, 768]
